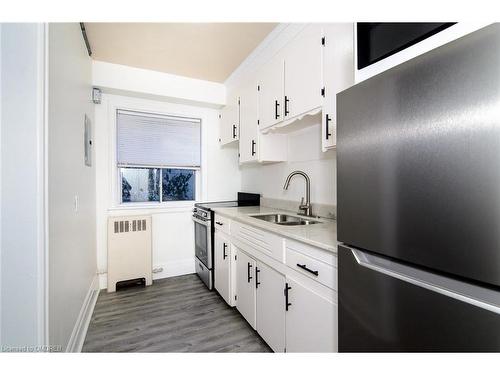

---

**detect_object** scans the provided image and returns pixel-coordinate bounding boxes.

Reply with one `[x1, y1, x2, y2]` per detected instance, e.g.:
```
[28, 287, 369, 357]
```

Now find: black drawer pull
[215, 221, 223, 226]
[247, 262, 253, 283]
[275, 100, 280, 120]
[232, 124, 237, 138]
[251, 140, 256, 156]
[255, 267, 260, 288]
[284, 95, 290, 116]
[297, 263, 319, 276]
[223, 243, 228, 260]
[325, 114, 332, 140]
[284, 283, 292, 311]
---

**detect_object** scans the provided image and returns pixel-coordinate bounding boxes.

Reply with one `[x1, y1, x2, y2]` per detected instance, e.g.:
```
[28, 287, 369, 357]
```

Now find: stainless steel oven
[193, 207, 213, 289]
[193, 193, 261, 291]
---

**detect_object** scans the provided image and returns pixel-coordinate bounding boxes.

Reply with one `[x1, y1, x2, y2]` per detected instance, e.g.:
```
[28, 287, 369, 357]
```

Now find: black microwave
[357, 23, 456, 70]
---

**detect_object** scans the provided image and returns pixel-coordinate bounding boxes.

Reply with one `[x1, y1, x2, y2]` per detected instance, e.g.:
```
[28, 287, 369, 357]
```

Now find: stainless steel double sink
[251, 213, 321, 226]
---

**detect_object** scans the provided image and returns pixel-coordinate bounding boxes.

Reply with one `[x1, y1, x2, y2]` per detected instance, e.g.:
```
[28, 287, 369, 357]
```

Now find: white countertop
[212, 206, 337, 253]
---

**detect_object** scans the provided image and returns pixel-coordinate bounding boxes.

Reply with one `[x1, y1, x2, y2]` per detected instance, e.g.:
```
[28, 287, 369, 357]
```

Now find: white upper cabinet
[283, 24, 324, 121]
[322, 23, 354, 151]
[219, 91, 239, 145]
[239, 82, 259, 163]
[258, 52, 284, 130]
[239, 80, 287, 165]
[226, 23, 354, 153]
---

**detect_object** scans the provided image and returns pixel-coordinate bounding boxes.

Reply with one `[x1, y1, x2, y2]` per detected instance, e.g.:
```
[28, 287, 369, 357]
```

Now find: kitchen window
[116, 109, 201, 204]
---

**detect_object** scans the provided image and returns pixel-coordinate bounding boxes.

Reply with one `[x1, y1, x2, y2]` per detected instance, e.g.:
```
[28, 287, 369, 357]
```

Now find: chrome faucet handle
[300, 197, 305, 206]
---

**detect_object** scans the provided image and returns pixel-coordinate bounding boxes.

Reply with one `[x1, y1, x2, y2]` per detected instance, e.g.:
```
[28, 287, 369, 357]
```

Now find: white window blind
[117, 109, 201, 167]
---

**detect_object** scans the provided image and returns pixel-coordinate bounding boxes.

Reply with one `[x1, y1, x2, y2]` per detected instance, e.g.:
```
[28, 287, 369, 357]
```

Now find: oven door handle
[192, 216, 211, 227]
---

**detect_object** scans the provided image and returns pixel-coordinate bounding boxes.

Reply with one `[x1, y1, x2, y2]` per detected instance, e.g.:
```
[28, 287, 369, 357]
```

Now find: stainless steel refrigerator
[337, 24, 500, 352]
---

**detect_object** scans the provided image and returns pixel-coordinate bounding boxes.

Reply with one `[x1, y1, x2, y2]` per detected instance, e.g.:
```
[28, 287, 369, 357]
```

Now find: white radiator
[107, 215, 152, 292]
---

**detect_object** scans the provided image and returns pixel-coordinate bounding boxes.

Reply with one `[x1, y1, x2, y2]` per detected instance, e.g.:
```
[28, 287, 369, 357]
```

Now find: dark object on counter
[237, 192, 260, 207]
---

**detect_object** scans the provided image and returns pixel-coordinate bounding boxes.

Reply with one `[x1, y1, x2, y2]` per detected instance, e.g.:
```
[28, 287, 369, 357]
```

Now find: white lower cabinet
[218, 214, 337, 353]
[214, 231, 234, 306]
[235, 248, 286, 352]
[256, 261, 286, 352]
[285, 276, 337, 353]
[235, 248, 257, 329]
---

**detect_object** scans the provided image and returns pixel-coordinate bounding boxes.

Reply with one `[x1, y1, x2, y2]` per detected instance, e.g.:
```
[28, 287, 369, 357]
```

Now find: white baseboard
[98, 258, 195, 290]
[66, 274, 99, 352]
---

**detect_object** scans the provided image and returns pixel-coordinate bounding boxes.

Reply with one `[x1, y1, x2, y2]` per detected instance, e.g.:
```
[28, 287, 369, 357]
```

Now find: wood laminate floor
[82, 274, 272, 352]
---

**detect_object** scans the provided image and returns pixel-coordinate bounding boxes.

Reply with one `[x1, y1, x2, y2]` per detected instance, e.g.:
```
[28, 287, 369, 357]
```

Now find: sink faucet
[283, 171, 312, 217]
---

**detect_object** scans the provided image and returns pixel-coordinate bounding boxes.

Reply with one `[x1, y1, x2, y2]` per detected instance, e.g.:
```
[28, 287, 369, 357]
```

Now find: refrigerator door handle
[349, 247, 500, 315]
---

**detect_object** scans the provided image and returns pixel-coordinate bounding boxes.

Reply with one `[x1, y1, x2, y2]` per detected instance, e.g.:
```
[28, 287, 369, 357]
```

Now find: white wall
[48, 23, 97, 350]
[241, 121, 336, 206]
[95, 93, 240, 289]
[0, 23, 46, 348]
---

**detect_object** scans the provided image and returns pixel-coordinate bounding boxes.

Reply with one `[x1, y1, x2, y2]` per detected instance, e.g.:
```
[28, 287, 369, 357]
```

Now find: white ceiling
[84, 23, 278, 83]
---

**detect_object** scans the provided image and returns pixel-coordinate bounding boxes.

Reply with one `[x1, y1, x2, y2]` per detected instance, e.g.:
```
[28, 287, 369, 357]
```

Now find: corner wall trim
[66, 274, 99, 352]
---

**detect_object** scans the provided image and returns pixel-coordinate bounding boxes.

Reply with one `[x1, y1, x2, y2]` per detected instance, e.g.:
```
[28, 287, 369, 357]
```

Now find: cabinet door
[322, 23, 354, 151]
[239, 82, 259, 163]
[284, 24, 323, 120]
[219, 91, 239, 145]
[214, 231, 231, 305]
[256, 261, 286, 352]
[285, 276, 337, 352]
[236, 249, 257, 329]
[258, 52, 284, 129]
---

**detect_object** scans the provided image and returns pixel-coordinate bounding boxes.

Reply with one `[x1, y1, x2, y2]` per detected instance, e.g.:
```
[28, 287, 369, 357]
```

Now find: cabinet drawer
[285, 243, 337, 290]
[232, 221, 284, 262]
[214, 214, 231, 235]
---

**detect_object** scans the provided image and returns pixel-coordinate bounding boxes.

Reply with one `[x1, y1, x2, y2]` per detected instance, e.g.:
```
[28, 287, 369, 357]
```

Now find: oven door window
[194, 221, 209, 265]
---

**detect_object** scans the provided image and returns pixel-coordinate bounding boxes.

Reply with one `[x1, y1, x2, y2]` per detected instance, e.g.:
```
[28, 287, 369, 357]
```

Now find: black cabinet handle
[297, 263, 319, 276]
[284, 283, 292, 311]
[251, 140, 256, 156]
[325, 114, 332, 140]
[255, 267, 260, 288]
[223, 243, 227, 260]
[247, 262, 253, 283]
[275, 100, 280, 120]
[232, 124, 237, 138]
[215, 221, 223, 226]
[284, 96, 290, 116]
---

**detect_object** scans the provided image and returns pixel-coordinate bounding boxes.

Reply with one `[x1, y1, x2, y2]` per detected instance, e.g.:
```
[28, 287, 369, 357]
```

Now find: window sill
[108, 201, 196, 214]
